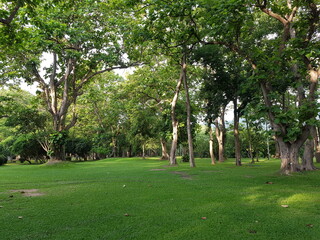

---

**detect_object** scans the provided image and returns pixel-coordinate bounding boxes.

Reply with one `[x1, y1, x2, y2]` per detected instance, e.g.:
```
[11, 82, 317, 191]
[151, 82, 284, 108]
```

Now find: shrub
[0, 154, 7, 166]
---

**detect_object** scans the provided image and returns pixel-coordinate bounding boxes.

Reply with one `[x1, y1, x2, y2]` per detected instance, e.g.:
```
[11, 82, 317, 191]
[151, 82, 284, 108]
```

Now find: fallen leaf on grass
[265, 181, 273, 184]
[124, 213, 130, 216]
[201, 217, 207, 220]
[18, 216, 23, 219]
[281, 205, 289, 208]
[306, 224, 314, 228]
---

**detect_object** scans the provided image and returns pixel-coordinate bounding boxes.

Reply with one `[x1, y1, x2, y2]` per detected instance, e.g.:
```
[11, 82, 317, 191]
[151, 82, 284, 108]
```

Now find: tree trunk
[182, 54, 195, 168]
[209, 125, 216, 165]
[301, 138, 316, 171]
[314, 127, 320, 163]
[50, 144, 66, 162]
[214, 106, 227, 162]
[245, 116, 254, 163]
[160, 138, 169, 160]
[274, 137, 281, 158]
[169, 56, 184, 165]
[278, 140, 301, 174]
[233, 99, 241, 166]
[142, 144, 145, 159]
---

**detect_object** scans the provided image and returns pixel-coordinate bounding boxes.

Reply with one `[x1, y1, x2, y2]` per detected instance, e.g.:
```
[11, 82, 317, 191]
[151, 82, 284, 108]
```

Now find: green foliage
[65, 138, 92, 159]
[11, 134, 46, 159]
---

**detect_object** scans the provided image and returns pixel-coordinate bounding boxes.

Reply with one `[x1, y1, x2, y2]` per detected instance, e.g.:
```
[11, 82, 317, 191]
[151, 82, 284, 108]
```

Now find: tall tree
[6, 1, 133, 161]
[199, 0, 320, 174]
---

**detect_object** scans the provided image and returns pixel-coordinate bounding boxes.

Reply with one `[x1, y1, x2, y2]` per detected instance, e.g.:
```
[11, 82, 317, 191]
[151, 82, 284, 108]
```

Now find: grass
[1, 157, 320, 240]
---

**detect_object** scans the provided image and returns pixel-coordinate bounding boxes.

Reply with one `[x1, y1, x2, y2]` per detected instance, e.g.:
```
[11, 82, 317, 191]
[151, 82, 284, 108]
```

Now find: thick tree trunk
[233, 99, 241, 166]
[182, 54, 195, 168]
[209, 125, 216, 165]
[278, 140, 301, 174]
[301, 138, 316, 171]
[160, 138, 169, 160]
[50, 144, 66, 162]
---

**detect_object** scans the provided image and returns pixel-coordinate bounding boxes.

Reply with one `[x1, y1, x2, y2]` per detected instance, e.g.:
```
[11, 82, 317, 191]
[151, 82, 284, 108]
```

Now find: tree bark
[160, 138, 169, 160]
[169, 57, 184, 165]
[314, 127, 320, 163]
[301, 138, 316, 171]
[209, 125, 216, 165]
[233, 99, 241, 166]
[214, 106, 227, 162]
[245, 116, 254, 163]
[182, 54, 196, 168]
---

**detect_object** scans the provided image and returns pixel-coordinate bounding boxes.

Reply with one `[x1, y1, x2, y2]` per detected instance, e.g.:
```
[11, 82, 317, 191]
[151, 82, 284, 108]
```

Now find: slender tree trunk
[169, 57, 184, 165]
[182, 54, 195, 168]
[245, 116, 254, 163]
[160, 138, 169, 160]
[314, 127, 320, 163]
[215, 107, 227, 162]
[142, 144, 145, 159]
[266, 122, 270, 160]
[233, 99, 241, 166]
[209, 125, 216, 165]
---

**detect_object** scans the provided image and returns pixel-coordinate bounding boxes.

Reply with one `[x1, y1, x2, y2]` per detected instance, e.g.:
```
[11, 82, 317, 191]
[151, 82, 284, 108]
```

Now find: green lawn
[1, 158, 320, 240]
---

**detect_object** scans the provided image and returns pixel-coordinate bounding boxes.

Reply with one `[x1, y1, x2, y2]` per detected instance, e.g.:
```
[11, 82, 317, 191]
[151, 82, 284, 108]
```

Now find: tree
[6, 1, 134, 161]
[128, 0, 201, 167]
[199, 0, 320, 174]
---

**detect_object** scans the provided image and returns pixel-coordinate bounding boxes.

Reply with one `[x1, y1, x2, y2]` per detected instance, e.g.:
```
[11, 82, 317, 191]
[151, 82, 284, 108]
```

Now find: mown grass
[1, 158, 320, 240]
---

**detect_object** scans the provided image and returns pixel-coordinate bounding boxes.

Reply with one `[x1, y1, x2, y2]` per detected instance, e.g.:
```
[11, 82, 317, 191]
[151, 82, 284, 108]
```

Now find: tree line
[0, 0, 319, 174]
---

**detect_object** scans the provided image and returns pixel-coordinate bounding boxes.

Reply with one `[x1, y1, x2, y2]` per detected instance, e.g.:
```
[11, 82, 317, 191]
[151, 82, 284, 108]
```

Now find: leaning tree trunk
[181, 54, 195, 168]
[233, 99, 241, 166]
[209, 125, 216, 165]
[169, 57, 184, 165]
[160, 138, 170, 160]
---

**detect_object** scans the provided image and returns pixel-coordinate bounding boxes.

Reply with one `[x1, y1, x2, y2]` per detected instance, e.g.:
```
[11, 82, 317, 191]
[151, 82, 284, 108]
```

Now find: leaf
[265, 181, 273, 184]
[306, 224, 313, 228]
[201, 217, 207, 220]
[124, 213, 130, 216]
[281, 205, 289, 208]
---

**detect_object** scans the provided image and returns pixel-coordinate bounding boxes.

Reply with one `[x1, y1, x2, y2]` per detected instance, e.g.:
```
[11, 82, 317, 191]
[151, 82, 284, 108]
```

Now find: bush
[182, 154, 189, 162]
[65, 138, 92, 160]
[12, 134, 46, 160]
[0, 154, 7, 166]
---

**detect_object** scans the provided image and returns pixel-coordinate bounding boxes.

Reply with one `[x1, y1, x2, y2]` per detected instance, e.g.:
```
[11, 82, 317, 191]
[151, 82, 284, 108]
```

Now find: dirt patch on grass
[10, 189, 44, 197]
[171, 171, 193, 180]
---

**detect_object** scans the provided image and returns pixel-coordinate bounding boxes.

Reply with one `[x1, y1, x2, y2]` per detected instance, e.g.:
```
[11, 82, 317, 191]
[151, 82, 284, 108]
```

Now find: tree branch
[0, 2, 22, 25]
